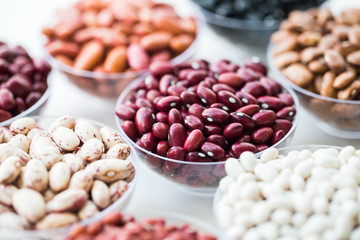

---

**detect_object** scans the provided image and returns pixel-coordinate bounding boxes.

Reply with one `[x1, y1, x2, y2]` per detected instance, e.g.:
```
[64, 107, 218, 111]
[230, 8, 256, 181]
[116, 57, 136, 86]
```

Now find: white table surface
[1, 0, 360, 237]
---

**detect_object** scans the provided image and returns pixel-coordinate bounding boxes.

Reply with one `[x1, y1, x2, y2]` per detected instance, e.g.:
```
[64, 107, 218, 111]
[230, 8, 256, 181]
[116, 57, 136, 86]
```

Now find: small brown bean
[283, 64, 313, 87]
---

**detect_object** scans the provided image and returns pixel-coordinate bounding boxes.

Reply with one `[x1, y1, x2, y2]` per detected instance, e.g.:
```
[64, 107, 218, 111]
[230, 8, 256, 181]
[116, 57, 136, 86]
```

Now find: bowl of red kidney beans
[115, 58, 299, 196]
[0, 42, 51, 126]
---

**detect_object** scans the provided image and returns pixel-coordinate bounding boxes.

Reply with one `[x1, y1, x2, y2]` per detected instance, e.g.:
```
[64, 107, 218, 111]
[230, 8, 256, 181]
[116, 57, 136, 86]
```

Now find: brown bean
[337, 79, 360, 100]
[73, 40, 104, 70]
[103, 46, 127, 73]
[318, 34, 339, 50]
[335, 42, 360, 57]
[297, 31, 321, 47]
[170, 34, 194, 53]
[274, 51, 299, 69]
[308, 58, 328, 73]
[333, 69, 356, 89]
[324, 49, 346, 74]
[300, 47, 323, 63]
[45, 40, 79, 58]
[332, 25, 350, 41]
[348, 25, 360, 45]
[347, 50, 360, 65]
[320, 72, 336, 98]
[273, 36, 298, 56]
[140, 31, 172, 52]
[283, 63, 313, 87]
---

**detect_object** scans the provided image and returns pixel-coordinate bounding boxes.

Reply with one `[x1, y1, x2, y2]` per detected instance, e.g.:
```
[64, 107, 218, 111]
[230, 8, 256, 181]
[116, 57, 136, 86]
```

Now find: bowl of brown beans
[267, 7, 360, 139]
[0, 42, 51, 126]
[115, 58, 299, 196]
[66, 210, 218, 240]
[42, 0, 200, 99]
[0, 116, 139, 240]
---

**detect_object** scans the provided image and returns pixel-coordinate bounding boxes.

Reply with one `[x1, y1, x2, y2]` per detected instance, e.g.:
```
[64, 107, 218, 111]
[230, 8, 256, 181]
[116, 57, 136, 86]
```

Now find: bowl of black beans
[192, 0, 327, 30]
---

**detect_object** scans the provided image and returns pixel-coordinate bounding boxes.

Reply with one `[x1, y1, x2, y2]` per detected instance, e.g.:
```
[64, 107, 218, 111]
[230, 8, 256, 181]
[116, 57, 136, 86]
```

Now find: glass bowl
[0, 116, 139, 240]
[114, 71, 300, 197]
[45, 2, 203, 99]
[213, 144, 343, 240]
[191, 0, 326, 30]
[0, 73, 52, 127]
[267, 43, 360, 139]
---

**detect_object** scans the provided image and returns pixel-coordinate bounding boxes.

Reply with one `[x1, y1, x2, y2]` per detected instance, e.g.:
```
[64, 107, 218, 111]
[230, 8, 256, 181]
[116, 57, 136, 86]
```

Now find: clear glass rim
[114, 60, 301, 166]
[0, 116, 139, 238]
[44, 2, 205, 80]
[0, 71, 53, 127]
[266, 43, 360, 105]
[212, 144, 344, 240]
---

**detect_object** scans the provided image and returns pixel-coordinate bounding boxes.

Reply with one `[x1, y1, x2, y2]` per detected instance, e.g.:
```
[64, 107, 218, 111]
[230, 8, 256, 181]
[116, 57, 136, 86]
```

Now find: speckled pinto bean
[0, 116, 135, 230]
[66, 210, 217, 240]
[116, 59, 296, 187]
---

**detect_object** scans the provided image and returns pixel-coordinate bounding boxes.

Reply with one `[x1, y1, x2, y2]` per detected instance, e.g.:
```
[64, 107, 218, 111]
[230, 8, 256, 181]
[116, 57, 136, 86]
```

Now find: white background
[0, 0, 360, 237]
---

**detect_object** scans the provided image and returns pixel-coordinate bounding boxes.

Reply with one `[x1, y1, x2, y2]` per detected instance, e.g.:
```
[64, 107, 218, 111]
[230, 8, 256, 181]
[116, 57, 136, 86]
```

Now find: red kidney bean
[251, 127, 274, 144]
[122, 120, 138, 141]
[176, 80, 191, 88]
[168, 123, 186, 147]
[152, 122, 169, 140]
[178, 68, 192, 79]
[237, 67, 260, 82]
[183, 129, 204, 152]
[197, 87, 217, 106]
[14, 97, 26, 115]
[159, 74, 177, 95]
[115, 104, 136, 120]
[204, 124, 223, 136]
[141, 132, 158, 151]
[162, 161, 179, 173]
[0, 88, 15, 110]
[167, 85, 186, 97]
[135, 98, 154, 111]
[253, 110, 276, 126]
[184, 115, 204, 130]
[168, 108, 183, 126]
[135, 107, 155, 134]
[212, 163, 226, 178]
[0, 109, 12, 122]
[231, 142, 258, 158]
[217, 90, 242, 110]
[235, 91, 258, 105]
[186, 176, 206, 187]
[149, 61, 173, 77]
[218, 72, 244, 88]
[210, 103, 230, 113]
[236, 104, 260, 116]
[244, 57, 267, 75]
[212, 83, 236, 94]
[166, 146, 185, 161]
[230, 112, 256, 130]
[144, 75, 159, 90]
[25, 91, 40, 107]
[204, 76, 217, 86]
[272, 119, 293, 133]
[20, 64, 36, 79]
[272, 129, 286, 145]
[187, 103, 205, 120]
[157, 140, 169, 156]
[235, 134, 251, 143]
[256, 144, 269, 152]
[276, 106, 296, 121]
[145, 154, 162, 168]
[202, 108, 229, 125]
[146, 89, 161, 102]
[278, 93, 294, 106]
[155, 111, 168, 123]
[206, 134, 228, 150]
[187, 69, 207, 85]
[257, 96, 284, 111]
[201, 142, 225, 160]
[223, 122, 244, 139]
[156, 96, 181, 111]
[260, 77, 282, 96]
[198, 172, 217, 184]
[179, 165, 197, 178]
[32, 82, 47, 94]
[0, 59, 9, 74]
[180, 91, 201, 106]
[132, 80, 146, 91]
[241, 81, 267, 98]
[185, 151, 210, 162]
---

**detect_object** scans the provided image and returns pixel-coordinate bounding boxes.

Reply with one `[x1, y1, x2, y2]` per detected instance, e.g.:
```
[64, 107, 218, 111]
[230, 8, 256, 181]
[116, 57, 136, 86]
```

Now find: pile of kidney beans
[0, 42, 51, 122]
[116, 58, 296, 163]
[66, 211, 217, 240]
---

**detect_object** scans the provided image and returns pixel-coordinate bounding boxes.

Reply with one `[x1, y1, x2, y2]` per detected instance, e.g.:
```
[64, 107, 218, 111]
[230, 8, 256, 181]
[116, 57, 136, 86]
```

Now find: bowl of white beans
[0, 116, 138, 240]
[213, 145, 360, 240]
